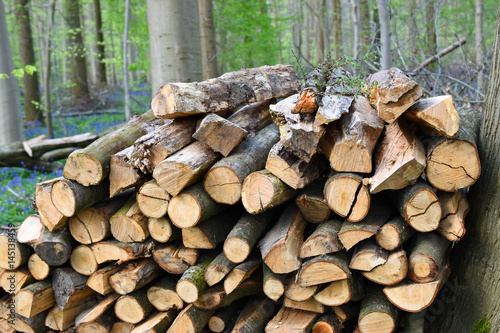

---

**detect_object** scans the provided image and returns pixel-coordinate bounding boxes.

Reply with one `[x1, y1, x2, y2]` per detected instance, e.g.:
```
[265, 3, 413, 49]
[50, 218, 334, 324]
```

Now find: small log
[358, 287, 398, 333]
[109, 258, 159, 295]
[203, 123, 280, 204]
[300, 219, 344, 258]
[148, 217, 181, 243]
[34, 227, 73, 266]
[35, 178, 68, 231]
[153, 141, 220, 197]
[45, 299, 94, 331]
[64, 110, 164, 186]
[266, 141, 328, 189]
[366, 118, 426, 194]
[109, 146, 146, 197]
[224, 258, 260, 294]
[366, 67, 423, 123]
[297, 252, 351, 287]
[28, 253, 52, 280]
[114, 288, 153, 324]
[314, 273, 364, 307]
[51, 178, 110, 217]
[52, 268, 96, 310]
[166, 304, 216, 333]
[259, 204, 306, 274]
[224, 210, 278, 264]
[130, 310, 177, 333]
[0, 267, 34, 292]
[295, 179, 331, 224]
[392, 180, 441, 232]
[265, 306, 319, 333]
[110, 196, 149, 243]
[241, 169, 298, 215]
[208, 305, 239, 332]
[9, 311, 48, 333]
[375, 216, 416, 251]
[312, 313, 344, 333]
[437, 191, 469, 241]
[323, 172, 371, 223]
[408, 232, 449, 283]
[91, 238, 154, 265]
[0, 233, 30, 270]
[70, 245, 99, 276]
[361, 248, 408, 286]
[86, 264, 124, 295]
[284, 296, 326, 314]
[319, 95, 384, 173]
[152, 242, 199, 275]
[110, 321, 136, 333]
[205, 251, 236, 287]
[176, 250, 218, 303]
[315, 89, 354, 125]
[75, 293, 120, 327]
[15, 280, 55, 318]
[77, 309, 117, 333]
[147, 276, 183, 311]
[284, 275, 319, 302]
[137, 180, 170, 219]
[349, 239, 389, 272]
[168, 182, 227, 229]
[424, 107, 481, 192]
[225, 99, 275, 134]
[263, 263, 287, 301]
[193, 279, 261, 310]
[16, 215, 45, 245]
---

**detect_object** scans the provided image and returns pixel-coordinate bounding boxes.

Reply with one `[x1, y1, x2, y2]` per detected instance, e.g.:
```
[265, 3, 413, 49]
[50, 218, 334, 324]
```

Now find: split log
[77, 310, 116, 333]
[35, 178, 68, 231]
[375, 216, 416, 251]
[361, 248, 408, 286]
[0, 267, 34, 292]
[15, 280, 55, 318]
[366, 118, 426, 194]
[205, 252, 236, 287]
[366, 67, 423, 123]
[109, 146, 146, 197]
[424, 107, 481, 192]
[153, 141, 220, 197]
[266, 141, 328, 189]
[75, 293, 120, 327]
[52, 268, 96, 310]
[130, 310, 177, 333]
[45, 299, 94, 331]
[91, 238, 154, 265]
[294, 87, 319, 115]
[319, 96, 384, 173]
[152, 64, 300, 118]
[259, 204, 306, 274]
[64, 110, 164, 186]
[263, 263, 286, 301]
[148, 217, 181, 244]
[9, 311, 48, 333]
[323, 172, 371, 222]
[284, 296, 326, 313]
[312, 313, 345, 333]
[176, 250, 218, 303]
[437, 191, 469, 241]
[152, 242, 199, 275]
[193, 279, 261, 310]
[265, 306, 319, 333]
[110, 321, 135, 333]
[208, 305, 239, 332]
[284, 275, 319, 302]
[408, 232, 449, 283]
[297, 252, 351, 287]
[357, 287, 398, 333]
[0, 232, 30, 270]
[404, 95, 459, 137]
[225, 99, 275, 134]
[147, 276, 183, 311]
[28, 253, 52, 280]
[241, 169, 298, 215]
[168, 182, 227, 229]
[224, 258, 260, 294]
[137, 180, 170, 219]
[70, 245, 99, 276]
[17, 215, 45, 245]
[295, 179, 331, 224]
[300, 219, 344, 258]
[166, 303, 216, 333]
[203, 123, 280, 204]
[114, 288, 153, 324]
[349, 239, 389, 271]
[392, 180, 441, 232]
[86, 264, 124, 295]
[51, 178, 109, 217]
[34, 227, 73, 266]
[315, 89, 354, 125]
[109, 258, 159, 295]
[110, 196, 149, 243]
[314, 273, 364, 307]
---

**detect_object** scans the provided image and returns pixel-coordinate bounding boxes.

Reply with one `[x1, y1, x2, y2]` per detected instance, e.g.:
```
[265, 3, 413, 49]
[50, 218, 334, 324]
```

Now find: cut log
[315, 88, 354, 125]
[312, 313, 345, 333]
[224, 210, 278, 264]
[64, 110, 164, 186]
[86, 264, 124, 295]
[152, 242, 199, 275]
[225, 99, 275, 134]
[314, 273, 364, 307]
[437, 191, 469, 241]
[242, 169, 298, 215]
[45, 299, 94, 331]
[148, 217, 181, 243]
[28, 253, 52, 280]
[35, 177, 68, 231]
[130, 310, 177, 333]
[75, 293, 120, 327]
[270, 94, 326, 162]
[52, 268, 96, 310]
[300, 219, 344, 258]
[166, 303, 216, 333]
[192, 279, 261, 310]
[205, 251, 236, 287]
[176, 250, 218, 303]
[294, 87, 319, 115]
[224, 258, 260, 294]
[109, 258, 159, 295]
[408, 232, 449, 283]
[110, 196, 149, 243]
[266, 141, 328, 189]
[147, 276, 183, 311]
[136, 180, 170, 219]
[295, 179, 331, 224]
[91, 238, 155, 265]
[424, 107, 481, 192]
[16, 215, 45, 245]
[375, 216, 416, 251]
[349, 239, 389, 271]
[203, 123, 280, 204]
[168, 181, 227, 229]
[77, 309, 117, 333]
[259, 204, 306, 274]
[361, 248, 408, 286]
[182, 209, 240, 249]
[153, 141, 220, 197]
[263, 263, 287, 301]
[319, 96, 384, 173]
[0, 267, 34, 292]
[366, 118, 426, 194]
[392, 179, 441, 232]
[34, 227, 73, 267]
[297, 252, 351, 287]
[51, 178, 109, 217]
[208, 305, 239, 332]
[0, 233, 30, 270]
[265, 306, 319, 333]
[9, 310, 48, 333]
[114, 288, 153, 324]
[110, 321, 135, 333]
[365, 67, 423, 123]
[15, 280, 55, 318]
[152, 64, 300, 118]
[404, 95, 459, 137]
[284, 296, 326, 314]
[323, 172, 371, 223]
[357, 287, 398, 333]
[109, 146, 146, 198]
[70, 245, 99, 276]
[284, 275, 319, 302]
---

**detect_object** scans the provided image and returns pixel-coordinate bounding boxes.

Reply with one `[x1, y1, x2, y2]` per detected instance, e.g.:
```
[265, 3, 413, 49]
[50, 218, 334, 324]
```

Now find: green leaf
[0, 73, 9, 80]
[11, 69, 24, 79]
[25, 65, 37, 76]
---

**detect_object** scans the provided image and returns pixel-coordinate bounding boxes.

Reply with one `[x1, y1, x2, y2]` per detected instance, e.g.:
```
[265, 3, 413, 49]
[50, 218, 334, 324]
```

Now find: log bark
[109, 146, 146, 197]
[70, 245, 99, 276]
[314, 272, 364, 307]
[312, 313, 345, 333]
[225, 99, 275, 135]
[109, 258, 159, 295]
[204, 251, 236, 287]
[91, 238, 155, 265]
[437, 191, 469, 241]
[265, 306, 319, 333]
[114, 288, 153, 324]
[137, 180, 170, 219]
[408, 232, 449, 283]
[110, 196, 149, 243]
[315, 89, 354, 125]
[148, 217, 181, 244]
[9, 310, 48, 333]
[130, 310, 177, 333]
[45, 299, 94, 331]
[147, 276, 183, 311]
[166, 303, 216, 333]
[208, 305, 239, 332]
[361, 248, 408, 286]
[28, 253, 52, 281]
[176, 250, 218, 303]
[192, 279, 261, 310]
[375, 216, 416, 251]
[35, 178, 68, 231]
[86, 264, 124, 295]
[224, 258, 260, 294]
[297, 252, 351, 287]
[34, 227, 73, 266]
[15, 280, 55, 318]
[52, 268, 96, 310]
[284, 296, 326, 313]
[300, 219, 344, 258]
[295, 179, 331, 224]
[263, 263, 286, 301]
[349, 239, 389, 271]
[152, 242, 199, 275]
[358, 287, 398, 333]
[75, 293, 120, 327]
[284, 275, 319, 302]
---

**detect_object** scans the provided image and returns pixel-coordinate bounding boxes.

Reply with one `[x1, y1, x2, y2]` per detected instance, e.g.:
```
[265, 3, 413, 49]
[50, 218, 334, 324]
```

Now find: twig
[412, 38, 467, 72]
[412, 72, 485, 97]
[6, 186, 32, 202]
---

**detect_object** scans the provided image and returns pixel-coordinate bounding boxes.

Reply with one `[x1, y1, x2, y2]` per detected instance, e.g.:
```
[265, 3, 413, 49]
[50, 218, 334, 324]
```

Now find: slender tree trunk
[123, 0, 131, 120]
[198, 0, 219, 79]
[408, 0, 417, 58]
[83, 1, 97, 87]
[315, 0, 325, 64]
[332, 0, 342, 59]
[475, 0, 484, 94]
[425, 0, 438, 72]
[274, 0, 283, 63]
[108, 19, 116, 87]
[305, 5, 311, 62]
[44, 0, 55, 138]
[359, 0, 370, 52]
[93, 0, 107, 89]
[351, 0, 360, 61]
[376, 0, 391, 69]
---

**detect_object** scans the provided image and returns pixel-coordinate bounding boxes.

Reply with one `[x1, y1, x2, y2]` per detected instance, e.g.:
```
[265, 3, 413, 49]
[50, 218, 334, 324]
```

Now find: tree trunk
[376, 0, 391, 69]
[315, 0, 325, 64]
[93, 0, 107, 89]
[476, 0, 485, 94]
[123, 0, 131, 120]
[198, 0, 218, 79]
[425, 0, 437, 72]
[332, 0, 342, 59]
[351, 0, 360, 62]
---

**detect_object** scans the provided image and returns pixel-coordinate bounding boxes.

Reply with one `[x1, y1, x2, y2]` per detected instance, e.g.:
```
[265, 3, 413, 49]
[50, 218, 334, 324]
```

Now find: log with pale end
[91, 238, 154, 265]
[75, 293, 120, 327]
[17, 214, 45, 245]
[176, 250, 218, 303]
[152, 242, 199, 275]
[408, 232, 449, 283]
[357, 287, 398, 333]
[147, 217, 181, 244]
[14, 280, 55, 318]
[9, 310, 48, 333]
[86, 264, 124, 295]
[0, 267, 33, 292]
[349, 239, 389, 272]
[300, 219, 344, 258]
[265, 306, 319, 333]
[109, 258, 159, 295]
[70, 244, 99, 276]
[297, 251, 351, 287]
[223, 257, 260, 294]
[109, 146, 146, 197]
[166, 304, 216, 333]
[375, 216, 416, 251]
[204, 251, 236, 287]
[361, 248, 408, 286]
[208, 304, 239, 332]
[28, 253, 52, 281]
[110, 321, 135, 333]
[130, 310, 177, 333]
[45, 300, 94, 331]
[263, 262, 287, 301]
[147, 276, 183, 311]
[52, 267, 96, 310]
[313, 272, 364, 307]
[295, 179, 331, 223]
[312, 313, 345, 333]
[284, 275, 319, 302]
[110, 196, 149, 243]
[437, 191, 469, 241]
[284, 296, 326, 313]
[114, 288, 153, 324]
[35, 177, 68, 231]
[136, 180, 170, 219]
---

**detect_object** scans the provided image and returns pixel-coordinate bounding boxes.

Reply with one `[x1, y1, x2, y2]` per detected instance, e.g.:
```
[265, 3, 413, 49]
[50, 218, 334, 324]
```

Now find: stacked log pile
[1, 64, 481, 333]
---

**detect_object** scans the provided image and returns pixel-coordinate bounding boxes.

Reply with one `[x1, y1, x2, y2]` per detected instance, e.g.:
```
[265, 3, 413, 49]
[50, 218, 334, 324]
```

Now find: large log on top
[151, 64, 300, 118]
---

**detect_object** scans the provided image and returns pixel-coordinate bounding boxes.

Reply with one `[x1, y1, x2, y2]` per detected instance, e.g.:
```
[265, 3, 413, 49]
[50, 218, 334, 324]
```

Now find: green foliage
[472, 317, 491, 333]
